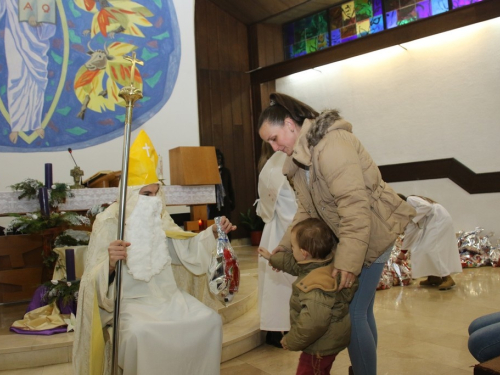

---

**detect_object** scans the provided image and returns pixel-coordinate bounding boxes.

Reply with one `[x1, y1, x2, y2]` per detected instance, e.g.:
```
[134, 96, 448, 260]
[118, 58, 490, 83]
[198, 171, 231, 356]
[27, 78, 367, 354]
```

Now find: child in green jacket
[258, 218, 357, 375]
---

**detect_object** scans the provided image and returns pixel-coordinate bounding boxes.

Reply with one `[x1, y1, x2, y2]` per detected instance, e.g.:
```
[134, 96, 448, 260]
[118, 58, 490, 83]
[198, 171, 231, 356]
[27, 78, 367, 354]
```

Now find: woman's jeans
[348, 262, 385, 375]
[468, 312, 500, 362]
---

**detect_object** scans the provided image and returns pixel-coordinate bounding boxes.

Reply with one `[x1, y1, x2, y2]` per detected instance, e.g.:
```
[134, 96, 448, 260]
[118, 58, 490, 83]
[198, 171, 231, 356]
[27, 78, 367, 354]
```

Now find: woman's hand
[332, 268, 356, 291]
[211, 216, 237, 238]
[108, 240, 130, 274]
[257, 247, 271, 260]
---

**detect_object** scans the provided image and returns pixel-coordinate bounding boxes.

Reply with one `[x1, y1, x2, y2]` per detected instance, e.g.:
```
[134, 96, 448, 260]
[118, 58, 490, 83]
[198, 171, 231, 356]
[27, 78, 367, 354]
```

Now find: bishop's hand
[211, 216, 237, 238]
[108, 240, 130, 274]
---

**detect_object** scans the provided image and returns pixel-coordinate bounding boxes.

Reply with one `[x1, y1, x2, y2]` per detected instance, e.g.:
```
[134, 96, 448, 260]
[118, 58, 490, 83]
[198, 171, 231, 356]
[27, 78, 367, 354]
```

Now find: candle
[38, 187, 50, 217]
[44, 163, 53, 189]
[198, 219, 203, 231]
[65, 249, 76, 281]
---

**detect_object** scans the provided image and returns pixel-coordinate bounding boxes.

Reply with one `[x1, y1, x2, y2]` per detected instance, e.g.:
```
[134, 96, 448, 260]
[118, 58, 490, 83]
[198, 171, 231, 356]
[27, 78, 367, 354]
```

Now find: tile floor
[1, 245, 498, 374]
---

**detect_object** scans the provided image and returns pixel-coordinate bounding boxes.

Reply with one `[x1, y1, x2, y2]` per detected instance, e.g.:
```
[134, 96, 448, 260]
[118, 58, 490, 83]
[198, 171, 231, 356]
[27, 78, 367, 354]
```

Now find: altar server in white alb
[397, 194, 462, 290]
[73, 130, 236, 375]
[256, 146, 297, 345]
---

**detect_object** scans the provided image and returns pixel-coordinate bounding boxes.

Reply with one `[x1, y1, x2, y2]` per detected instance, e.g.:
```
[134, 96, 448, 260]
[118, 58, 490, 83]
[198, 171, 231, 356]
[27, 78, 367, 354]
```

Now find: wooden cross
[123, 52, 144, 87]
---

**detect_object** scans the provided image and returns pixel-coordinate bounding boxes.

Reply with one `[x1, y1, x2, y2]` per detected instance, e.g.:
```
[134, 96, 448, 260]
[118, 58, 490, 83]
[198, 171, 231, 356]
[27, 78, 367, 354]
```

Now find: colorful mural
[0, 0, 181, 152]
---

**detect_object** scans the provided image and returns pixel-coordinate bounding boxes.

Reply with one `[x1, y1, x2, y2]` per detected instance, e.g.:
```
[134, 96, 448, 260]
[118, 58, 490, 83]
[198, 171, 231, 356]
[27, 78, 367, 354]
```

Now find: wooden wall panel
[196, 0, 255, 238]
[205, 1, 221, 70]
[194, 0, 209, 69]
[249, 23, 284, 70]
[197, 70, 213, 146]
[237, 22, 249, 72]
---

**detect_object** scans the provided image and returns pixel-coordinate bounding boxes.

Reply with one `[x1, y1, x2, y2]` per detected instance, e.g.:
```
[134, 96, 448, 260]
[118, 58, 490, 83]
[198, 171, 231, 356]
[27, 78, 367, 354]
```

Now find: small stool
[474, 356, 500, 375]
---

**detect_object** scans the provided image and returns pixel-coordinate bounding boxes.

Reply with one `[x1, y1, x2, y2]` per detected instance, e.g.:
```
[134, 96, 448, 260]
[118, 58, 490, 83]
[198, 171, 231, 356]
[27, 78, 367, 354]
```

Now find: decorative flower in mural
[73, 0, 153, 38]
[74, 41, 143, 118]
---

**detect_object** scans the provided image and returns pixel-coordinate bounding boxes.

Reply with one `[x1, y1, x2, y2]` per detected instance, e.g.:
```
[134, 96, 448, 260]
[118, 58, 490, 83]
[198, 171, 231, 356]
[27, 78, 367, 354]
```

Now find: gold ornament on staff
[111, 51, 144, 375]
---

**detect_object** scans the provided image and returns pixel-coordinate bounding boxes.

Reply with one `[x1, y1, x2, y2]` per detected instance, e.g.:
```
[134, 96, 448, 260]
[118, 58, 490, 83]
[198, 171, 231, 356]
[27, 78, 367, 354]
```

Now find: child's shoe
[266, 331, 285, 348]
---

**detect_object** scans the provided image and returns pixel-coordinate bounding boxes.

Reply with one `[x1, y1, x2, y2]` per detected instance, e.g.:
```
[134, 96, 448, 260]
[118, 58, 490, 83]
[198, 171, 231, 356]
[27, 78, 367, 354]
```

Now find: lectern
[169, 146, 221, 230]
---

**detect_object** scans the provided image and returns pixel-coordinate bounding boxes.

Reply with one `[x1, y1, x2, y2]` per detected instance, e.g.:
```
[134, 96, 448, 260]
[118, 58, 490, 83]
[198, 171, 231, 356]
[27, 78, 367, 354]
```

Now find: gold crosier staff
[112, 52, 144, 375]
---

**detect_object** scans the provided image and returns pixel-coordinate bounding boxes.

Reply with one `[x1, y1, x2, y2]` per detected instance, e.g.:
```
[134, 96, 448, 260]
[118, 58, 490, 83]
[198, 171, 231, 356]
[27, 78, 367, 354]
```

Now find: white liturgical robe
[256, 152, 297, 331]
[402, 196, 462, 278]
[73, 185, 222, 375]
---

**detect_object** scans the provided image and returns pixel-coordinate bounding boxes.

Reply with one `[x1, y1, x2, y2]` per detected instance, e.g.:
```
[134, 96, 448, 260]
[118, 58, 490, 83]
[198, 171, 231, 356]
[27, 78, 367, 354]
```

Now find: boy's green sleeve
[269, 251, 300, 276]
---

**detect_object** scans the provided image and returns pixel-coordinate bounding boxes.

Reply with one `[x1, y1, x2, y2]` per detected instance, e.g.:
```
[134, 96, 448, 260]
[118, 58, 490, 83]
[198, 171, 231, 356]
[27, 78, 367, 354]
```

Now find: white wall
[0, 0, 198, 192]
[276, 18, 500, 239]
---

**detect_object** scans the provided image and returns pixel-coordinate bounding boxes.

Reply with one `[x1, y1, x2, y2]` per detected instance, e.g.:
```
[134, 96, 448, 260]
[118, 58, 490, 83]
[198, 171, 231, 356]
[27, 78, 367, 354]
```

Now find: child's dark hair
[292, 218, 337, 259]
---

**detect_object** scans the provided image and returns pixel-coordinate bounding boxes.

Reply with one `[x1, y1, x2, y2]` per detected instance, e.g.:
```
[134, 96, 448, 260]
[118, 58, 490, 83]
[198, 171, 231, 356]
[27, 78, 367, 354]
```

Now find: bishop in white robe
[73, 182, 235, 375]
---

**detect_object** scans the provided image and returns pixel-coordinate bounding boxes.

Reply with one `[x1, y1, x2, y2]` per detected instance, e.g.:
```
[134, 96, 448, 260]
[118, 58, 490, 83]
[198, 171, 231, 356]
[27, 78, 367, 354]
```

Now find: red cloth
[296, 352, 337, 375]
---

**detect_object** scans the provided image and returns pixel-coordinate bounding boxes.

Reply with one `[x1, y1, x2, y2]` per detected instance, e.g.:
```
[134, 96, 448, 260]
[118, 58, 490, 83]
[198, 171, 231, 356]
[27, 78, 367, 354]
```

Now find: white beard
[124, 195, 170, 282]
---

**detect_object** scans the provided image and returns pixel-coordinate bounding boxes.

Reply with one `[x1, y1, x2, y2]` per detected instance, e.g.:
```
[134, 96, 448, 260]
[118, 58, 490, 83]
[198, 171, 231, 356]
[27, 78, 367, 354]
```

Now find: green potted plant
[1, 179, 90, 302]
[239, 207, 265, 246]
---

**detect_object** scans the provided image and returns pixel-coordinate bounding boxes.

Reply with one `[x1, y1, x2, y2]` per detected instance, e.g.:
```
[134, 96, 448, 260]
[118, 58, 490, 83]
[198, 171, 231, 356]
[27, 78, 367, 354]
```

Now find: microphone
[68, 148, 78, 167]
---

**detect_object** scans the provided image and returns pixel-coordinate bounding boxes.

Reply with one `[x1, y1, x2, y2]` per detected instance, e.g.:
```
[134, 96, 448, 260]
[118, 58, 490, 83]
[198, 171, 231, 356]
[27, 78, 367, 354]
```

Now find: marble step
[0, 272, 262, 371]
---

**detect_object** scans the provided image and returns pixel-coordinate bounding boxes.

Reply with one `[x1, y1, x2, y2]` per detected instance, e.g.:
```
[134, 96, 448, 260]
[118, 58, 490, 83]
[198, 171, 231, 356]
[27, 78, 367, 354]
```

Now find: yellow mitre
[128, 130, 159, 186]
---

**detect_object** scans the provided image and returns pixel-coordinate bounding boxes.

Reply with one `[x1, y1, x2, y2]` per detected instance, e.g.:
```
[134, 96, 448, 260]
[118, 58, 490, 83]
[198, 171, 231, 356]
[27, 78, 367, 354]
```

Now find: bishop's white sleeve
[169, 228, 216, 276]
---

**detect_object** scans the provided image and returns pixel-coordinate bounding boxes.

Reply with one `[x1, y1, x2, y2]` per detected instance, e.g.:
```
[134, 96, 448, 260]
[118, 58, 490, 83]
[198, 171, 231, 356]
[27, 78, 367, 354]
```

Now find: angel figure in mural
[0, 0, 56, 144]
[74, 41, 143, 119]
[74, 0, 153, 38]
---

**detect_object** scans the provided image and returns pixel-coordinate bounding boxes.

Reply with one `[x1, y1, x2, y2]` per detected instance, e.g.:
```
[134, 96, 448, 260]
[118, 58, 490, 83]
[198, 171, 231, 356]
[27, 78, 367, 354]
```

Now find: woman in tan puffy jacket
[258, 93, 415, 375]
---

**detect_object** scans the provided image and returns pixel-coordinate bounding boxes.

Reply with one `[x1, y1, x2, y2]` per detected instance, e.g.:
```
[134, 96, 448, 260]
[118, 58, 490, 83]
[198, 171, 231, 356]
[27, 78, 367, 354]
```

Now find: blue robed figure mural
[0, 0, 180, 152]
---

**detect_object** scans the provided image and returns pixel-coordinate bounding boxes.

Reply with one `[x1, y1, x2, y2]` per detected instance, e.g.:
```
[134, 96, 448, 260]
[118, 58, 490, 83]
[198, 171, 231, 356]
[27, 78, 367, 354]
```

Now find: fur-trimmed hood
[291, 110, 353, 168]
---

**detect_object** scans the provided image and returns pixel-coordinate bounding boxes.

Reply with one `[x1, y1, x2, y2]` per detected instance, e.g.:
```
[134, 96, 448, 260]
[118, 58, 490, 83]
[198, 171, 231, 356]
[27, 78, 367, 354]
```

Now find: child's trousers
[296, 352, 337, 375]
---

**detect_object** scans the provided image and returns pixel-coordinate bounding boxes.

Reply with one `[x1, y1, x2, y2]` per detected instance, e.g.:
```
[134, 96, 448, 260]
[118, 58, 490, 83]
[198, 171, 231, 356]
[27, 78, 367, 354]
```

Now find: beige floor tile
[220, 358, 246, 369]
[442, 367, 475, 375]
[391, 341, 475, 369]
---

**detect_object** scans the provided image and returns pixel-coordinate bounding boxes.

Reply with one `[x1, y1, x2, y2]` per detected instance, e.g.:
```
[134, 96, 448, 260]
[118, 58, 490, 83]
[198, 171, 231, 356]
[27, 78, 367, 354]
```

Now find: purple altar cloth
[10, 284, 77, 335]
[10, 326, 69, 335]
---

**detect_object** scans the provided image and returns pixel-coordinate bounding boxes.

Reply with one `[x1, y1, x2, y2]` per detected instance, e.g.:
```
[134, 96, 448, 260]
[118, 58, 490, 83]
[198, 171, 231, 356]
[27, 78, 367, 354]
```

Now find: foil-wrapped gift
[377, 263, 393, 290]
[458, 228, 496, 267]
[208, 217, 240, 304]
[377, 236, 412, 289]
[489, 245, 500, 267]
[458, 227, 484, 253]
[393, 261, 412, 286]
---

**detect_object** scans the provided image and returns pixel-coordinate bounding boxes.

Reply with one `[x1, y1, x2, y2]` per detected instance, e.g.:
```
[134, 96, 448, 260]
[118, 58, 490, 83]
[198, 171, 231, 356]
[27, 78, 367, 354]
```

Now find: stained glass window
[282, 0, 484, 60]
[329, 0, 384, 47]
[451, 0, 484, 9]
[283, 11, 329, 60]
[384, 0, 450, 29]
